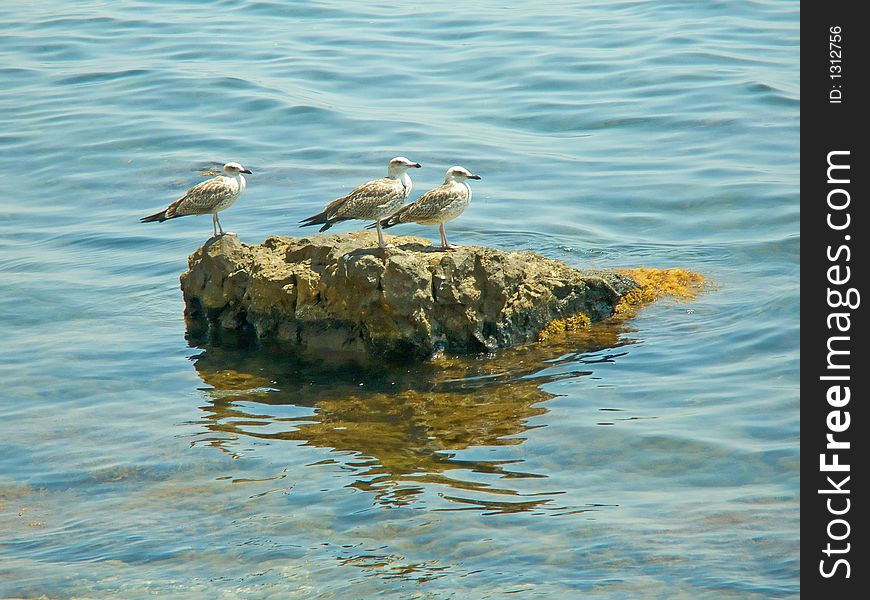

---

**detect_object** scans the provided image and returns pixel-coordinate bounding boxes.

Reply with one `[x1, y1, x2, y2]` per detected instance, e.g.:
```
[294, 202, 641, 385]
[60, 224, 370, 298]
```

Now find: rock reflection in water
[187, 320, 633, 513]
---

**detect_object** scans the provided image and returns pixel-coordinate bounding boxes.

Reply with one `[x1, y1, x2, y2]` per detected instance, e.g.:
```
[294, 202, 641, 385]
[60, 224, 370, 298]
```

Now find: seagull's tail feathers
[299, 209, 328, 228]
[364, 216, 396, 231]
[141, 197, 186, 223]
[379, 210, 405, 230]
[300, 210, 351, 233]
[140, 208, 171, 223]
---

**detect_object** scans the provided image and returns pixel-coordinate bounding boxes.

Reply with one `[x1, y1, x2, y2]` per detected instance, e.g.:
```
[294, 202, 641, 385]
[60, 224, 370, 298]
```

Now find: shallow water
[0, 1, 799, 597]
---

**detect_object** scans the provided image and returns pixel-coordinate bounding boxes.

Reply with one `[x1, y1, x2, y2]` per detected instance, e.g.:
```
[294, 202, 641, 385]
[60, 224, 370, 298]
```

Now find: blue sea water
[0, 1, 799, 597]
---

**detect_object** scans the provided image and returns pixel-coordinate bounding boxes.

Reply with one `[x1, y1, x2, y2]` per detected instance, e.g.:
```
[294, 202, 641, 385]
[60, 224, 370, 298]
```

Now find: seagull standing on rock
[374, 166, 480, 250]
[299, 156, 421, 249]
[140, 162, 252, 238]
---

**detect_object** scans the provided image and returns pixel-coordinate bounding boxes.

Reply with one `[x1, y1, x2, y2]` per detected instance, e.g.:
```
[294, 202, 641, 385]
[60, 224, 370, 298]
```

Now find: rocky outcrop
[180, 233, 638, 359]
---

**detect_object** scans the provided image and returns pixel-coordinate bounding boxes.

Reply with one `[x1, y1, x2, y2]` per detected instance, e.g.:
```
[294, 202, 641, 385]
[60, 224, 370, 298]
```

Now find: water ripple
[0, 0, 798, 596]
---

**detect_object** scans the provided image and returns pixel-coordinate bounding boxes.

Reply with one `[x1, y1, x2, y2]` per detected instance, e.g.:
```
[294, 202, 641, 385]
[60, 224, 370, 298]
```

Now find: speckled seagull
[140, 162, 252, 237]
[299, 156, 421, 248]
[374, 166, 480, 250]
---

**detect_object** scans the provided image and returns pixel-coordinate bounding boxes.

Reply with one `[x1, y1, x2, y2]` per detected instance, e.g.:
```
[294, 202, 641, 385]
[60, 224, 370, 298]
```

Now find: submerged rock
[180, 232, 638, 359]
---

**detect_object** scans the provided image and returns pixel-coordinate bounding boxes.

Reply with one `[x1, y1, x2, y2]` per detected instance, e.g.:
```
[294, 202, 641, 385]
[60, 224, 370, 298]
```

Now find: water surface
[0, 1, 799, 597]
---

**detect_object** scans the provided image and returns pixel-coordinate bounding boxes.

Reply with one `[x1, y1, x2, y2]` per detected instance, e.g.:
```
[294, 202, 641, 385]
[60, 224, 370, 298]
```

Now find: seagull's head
[445, 166, 481, 182]
[388, 156, 422, 175]
[223, 162, 253, 175]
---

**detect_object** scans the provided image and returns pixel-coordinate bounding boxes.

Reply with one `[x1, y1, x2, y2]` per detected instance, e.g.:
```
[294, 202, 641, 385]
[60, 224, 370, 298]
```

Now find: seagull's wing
[167, 177, 234, 217]
[393, 184, 458, 223]
[328, 177, 405, 220]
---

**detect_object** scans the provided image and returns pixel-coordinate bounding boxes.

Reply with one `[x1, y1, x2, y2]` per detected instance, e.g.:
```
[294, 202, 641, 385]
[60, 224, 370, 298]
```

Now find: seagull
[299, 156, 421, 248]
[140, 162, 252, 238]
[373, 166, 480, 250]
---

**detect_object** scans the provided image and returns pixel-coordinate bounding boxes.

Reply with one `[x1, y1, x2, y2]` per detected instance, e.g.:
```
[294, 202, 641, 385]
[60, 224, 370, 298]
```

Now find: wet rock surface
[180, 232, 639, 359]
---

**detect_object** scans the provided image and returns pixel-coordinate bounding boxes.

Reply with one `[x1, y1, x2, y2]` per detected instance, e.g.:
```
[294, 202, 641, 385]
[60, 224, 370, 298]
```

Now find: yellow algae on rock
[537, 313, 592, 342]
[614, 268, 707, 315]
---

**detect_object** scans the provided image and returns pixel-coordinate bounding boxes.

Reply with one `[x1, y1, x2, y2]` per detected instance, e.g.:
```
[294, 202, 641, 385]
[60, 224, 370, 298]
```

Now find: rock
[180, 232, 638, 359]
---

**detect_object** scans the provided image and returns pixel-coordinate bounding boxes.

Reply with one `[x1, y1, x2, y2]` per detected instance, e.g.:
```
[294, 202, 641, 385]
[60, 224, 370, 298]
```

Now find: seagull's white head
[223, 162, 253, 175]
[387, 156, 422, 176]
[445, 166, 481, 182]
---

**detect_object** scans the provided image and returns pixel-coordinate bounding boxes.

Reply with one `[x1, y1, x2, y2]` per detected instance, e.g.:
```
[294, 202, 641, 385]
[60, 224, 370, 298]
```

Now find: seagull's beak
[241, 168, 253, 174]
[468, 174, 481, 180]
[412, 163, 422, 168]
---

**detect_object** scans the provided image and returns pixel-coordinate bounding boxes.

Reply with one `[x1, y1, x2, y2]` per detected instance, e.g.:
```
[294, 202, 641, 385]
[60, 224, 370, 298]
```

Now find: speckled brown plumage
[141, 162, 251, 237]
[300, 156, 421, 248]
[376, 166, 480, 250]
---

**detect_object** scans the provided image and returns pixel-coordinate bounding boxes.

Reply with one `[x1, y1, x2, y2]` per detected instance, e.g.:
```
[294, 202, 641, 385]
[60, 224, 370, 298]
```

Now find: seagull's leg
[216, 213, 235, 237]
[440, 223, 459, 251]
[212, 214, 218, 237]
[376, 221, 393, 249]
